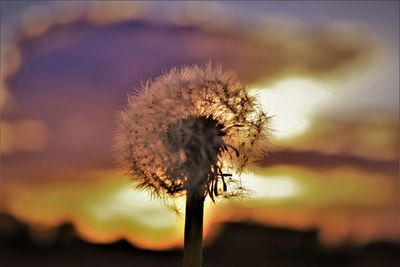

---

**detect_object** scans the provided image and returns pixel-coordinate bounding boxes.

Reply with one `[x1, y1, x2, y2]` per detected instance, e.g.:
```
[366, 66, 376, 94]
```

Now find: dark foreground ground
[0, 214, 399, 267]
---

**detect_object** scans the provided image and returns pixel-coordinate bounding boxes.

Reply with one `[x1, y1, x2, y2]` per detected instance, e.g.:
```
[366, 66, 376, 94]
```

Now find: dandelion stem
[183, 188, 205, 267]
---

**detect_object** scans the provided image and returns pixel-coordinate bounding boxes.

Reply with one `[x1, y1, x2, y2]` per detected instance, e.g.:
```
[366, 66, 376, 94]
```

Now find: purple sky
[1, 1, 398, 183]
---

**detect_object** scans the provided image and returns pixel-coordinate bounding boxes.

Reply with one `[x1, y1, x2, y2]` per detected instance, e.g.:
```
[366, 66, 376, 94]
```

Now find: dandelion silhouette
[114, 63, 270, 267]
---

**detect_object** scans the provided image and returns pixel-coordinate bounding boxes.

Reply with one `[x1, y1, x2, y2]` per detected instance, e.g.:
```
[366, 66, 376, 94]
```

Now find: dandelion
[114, 63, 270, 267]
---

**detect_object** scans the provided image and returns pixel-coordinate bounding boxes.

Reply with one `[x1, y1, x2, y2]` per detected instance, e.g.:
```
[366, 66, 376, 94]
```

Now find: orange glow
[1, 120, 48, 154]
[0, 83, 13, 111]
[2, 165, 398, 249]
[86, 2, 145, 25]
[209, 166, 398, 245]
[2, 170, 219, 250]
[2, 44, 22, 77]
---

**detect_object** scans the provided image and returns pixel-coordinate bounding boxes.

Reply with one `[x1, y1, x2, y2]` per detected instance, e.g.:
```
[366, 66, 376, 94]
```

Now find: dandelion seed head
[114, 63, 270, 200]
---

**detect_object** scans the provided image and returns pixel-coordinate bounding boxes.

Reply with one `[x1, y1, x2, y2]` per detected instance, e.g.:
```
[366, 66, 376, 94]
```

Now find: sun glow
[253, 78, 331, 140]
[241, 172, 302, 200]
[91, 187, 178, 229]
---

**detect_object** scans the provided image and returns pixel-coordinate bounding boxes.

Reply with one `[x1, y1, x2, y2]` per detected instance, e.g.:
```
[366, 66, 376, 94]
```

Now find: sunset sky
[1, 1, 399, 250]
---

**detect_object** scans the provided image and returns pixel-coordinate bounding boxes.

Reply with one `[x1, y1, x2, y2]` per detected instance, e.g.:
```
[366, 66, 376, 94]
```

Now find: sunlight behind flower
[254, 78, 331, 140]
[241, 172, 302, 200]
[91, 187, 178, 229]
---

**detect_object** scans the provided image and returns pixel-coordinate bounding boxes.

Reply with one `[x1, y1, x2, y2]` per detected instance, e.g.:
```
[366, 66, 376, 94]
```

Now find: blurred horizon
[0, 1, 399, 259]
[1, 212, 400, 267]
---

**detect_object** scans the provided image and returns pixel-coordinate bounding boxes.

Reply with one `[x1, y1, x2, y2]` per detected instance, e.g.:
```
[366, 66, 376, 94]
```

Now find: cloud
[181, 19, 376, 84]
[276, 114, 399, 162]
[259, 149, 398, 177]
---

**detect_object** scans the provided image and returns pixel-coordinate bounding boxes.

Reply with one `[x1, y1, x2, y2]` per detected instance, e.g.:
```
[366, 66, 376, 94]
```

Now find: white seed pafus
[114, 63, 270, 201]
